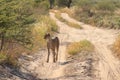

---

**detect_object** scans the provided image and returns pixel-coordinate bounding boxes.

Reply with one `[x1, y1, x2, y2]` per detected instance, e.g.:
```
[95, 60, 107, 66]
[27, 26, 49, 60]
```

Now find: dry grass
[0, 53, 7, 63]
[67, 40, 94, 55]
[31, 15, 58, 51]
[0, 42, 28, 67]
[55, 11, 66, 22]
[72, 0, 120, 29]
[66, 21, 82, 29]
[59, 7, 75, 17]
[113, 35, 120, 59]
[54, 11, 82, 29]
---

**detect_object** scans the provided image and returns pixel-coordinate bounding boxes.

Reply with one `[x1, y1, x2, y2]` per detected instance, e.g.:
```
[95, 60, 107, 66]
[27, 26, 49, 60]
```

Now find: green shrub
[0, 53, 7, 63]
[56, 0, 68, 7]
[73, 0, 120, 29]
[75, 0, 94, 11]
[0, 0, 52, 67]
[95, 0, 116, 11]
[32, 0, 49, 16]
[34, 0, 43, 3]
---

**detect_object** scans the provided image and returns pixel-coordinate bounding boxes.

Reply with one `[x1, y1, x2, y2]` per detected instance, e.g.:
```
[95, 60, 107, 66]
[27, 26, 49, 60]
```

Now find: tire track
[55, 12, 120, 80]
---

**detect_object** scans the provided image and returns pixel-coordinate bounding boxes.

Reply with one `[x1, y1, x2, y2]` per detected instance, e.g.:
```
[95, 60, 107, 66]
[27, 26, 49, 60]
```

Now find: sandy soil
[60, 12, 120, 80]
[18, 11, 100, 80]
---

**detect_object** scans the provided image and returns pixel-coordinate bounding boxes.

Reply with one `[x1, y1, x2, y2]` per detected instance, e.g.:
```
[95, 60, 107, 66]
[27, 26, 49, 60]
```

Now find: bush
[0, 43, 24, 67]
[72, 0, 120, 29]
[74, 0, 118, 11]
[67, 40, 94, 55]
[75, 0, 95, 11]
[32, 0, 49, 16]
[4, 54, 19, 67]
[0, 0, 52, 67]
[56, 0, 68, 7]
[0, 53, 7, 63]
[95, 0, 116, 11]
[56, 0, 72, 8]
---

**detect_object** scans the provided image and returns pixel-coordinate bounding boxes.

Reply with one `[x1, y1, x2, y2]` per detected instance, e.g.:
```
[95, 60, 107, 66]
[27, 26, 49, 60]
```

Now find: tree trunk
[49, 0, 54, 9]
[67, 0, 72, 8]
[0, 32, 5, 51]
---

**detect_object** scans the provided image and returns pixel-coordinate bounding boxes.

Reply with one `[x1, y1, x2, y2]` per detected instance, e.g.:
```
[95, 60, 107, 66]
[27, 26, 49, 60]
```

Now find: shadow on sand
[0, 65, 41, 80]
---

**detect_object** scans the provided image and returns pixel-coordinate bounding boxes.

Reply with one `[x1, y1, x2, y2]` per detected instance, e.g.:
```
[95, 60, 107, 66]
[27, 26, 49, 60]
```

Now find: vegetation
[54, 11, 66, 22]
[0, 0, 35, 50]
[1, 0, 120, 68]
[59, 8, 74, 16]
[49, 0, 55, 9]
[66, 21, 82, 29]
[54, 11, 82, 29]
[56, 0, 72, 8]
[0, 0, 57, 67]
[0, 0, 34, 66]
[32, 16, 58, 51]
[71, 0, 120, 29]
[113, 35, 120, 59]
[67, 40, 94, 55]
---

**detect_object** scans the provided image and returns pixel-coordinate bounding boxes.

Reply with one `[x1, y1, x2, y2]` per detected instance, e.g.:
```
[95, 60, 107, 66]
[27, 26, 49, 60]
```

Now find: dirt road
[59, 12, 120, 80]
[7, 11, 120, 80]
[20, 11, 120, 80]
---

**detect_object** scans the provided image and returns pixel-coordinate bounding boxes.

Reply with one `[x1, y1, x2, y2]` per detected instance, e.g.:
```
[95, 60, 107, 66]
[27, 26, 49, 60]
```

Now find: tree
[67, 0, 72, 8]
[49, 0, 55, 9]
[56, 0, 72, 8]
[0, 0, 35, 51]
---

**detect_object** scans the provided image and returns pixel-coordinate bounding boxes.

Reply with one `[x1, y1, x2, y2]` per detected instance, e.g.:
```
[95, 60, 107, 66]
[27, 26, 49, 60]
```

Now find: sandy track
[1, 9, 120, 80]
[59, 12, 120, 80]
[12, 11, 120, 80]
[96, 44, 120, 80]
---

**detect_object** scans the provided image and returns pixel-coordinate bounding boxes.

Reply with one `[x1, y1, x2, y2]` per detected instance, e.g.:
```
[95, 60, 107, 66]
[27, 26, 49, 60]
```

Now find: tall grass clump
[54, 11, 82, 29]
[55, 11, 66, 22]
[113, 35, 120, 59]
[32, 16, 58, 51]
[67, 40, 94, 55]
[66, 21, 82, 29]
[0, 43, 28, 67]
